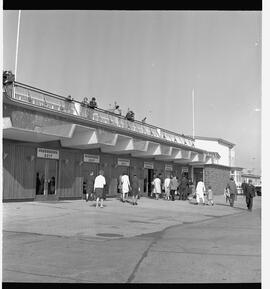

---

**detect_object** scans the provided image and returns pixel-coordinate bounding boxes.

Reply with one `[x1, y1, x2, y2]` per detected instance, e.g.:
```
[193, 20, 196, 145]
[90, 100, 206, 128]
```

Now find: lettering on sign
[165, 164, 173, 171]
[37, 148, 59, 160]
[182, 167, 189, 173]
[117, 158, 130, 167]
[144, 162, 154, 169]
[83, 154, 100, 163]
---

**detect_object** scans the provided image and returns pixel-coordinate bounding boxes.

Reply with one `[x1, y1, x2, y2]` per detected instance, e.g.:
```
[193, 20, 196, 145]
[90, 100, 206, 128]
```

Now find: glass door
[193, 167, 204, 187]
[35, 158, 58, 199]
[47, 159, 57, 195]
[143, 169, 154, 196]
[36, 158, 46, 195]
[81, 163, 98, 198]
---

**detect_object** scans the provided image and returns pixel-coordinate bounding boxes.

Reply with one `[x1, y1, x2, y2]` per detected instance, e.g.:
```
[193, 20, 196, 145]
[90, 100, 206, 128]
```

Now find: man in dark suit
[86, 171, 95, 202]
[245, 179, 256, 211]
[241, 180, 248, 195]
[226, 177, 237, 207]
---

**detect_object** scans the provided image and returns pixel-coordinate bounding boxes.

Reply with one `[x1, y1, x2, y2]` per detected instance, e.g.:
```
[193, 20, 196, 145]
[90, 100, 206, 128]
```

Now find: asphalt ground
[2, 194, 261, 284]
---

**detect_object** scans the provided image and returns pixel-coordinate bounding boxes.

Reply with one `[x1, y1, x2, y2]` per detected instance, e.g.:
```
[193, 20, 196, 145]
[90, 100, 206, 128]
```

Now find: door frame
[192, 166, 205, 187]
[35, 158, 59, 201]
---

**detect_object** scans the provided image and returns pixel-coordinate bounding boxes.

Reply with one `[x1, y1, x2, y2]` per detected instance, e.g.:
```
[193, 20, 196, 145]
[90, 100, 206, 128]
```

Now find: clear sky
[3, 10, 261, 174]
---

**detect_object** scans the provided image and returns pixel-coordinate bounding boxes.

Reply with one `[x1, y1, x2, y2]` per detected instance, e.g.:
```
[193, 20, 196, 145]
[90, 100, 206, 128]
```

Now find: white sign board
[37, 148, 59, 160]
[117, 158, 130, 167]
[182, 167, 189, 173]
[144, 162, 154, 169]
[165, 164, 173, 171]
[83, 154, 100, 163]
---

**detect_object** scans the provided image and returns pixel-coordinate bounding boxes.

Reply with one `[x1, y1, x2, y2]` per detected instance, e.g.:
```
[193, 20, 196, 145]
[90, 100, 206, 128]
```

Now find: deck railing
[5, 81, 195, 148]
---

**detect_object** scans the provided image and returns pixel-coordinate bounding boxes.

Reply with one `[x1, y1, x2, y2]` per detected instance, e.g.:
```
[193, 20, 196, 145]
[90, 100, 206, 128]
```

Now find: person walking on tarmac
[195, 179, 206, 205]
[241, 180, 248, 195]
[153, 174, 162, 200]
[121, 172, 131, 202]
[226, 177, 237, 207]
[131, 174, 140, 205]
[94, 170, 106, 208]
[245, 179, 256, 211]
[169, 174, 179, 201]
[179, 176, 189, 200]
[86, 171, 95, 202]
[164, 174, 171, 200]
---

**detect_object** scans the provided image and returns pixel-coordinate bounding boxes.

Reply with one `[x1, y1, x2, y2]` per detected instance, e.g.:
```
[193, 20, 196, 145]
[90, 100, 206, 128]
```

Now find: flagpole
[14, 10, 21, 80]
[192, 88, 195, 139]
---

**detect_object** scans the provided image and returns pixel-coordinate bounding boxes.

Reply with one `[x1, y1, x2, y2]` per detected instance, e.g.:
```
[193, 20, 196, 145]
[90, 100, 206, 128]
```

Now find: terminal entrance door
[144, 169, 154, 197]
[35, 158, 58, 200]
[81, 163, 99, 198]
[193, 167, 204, 187]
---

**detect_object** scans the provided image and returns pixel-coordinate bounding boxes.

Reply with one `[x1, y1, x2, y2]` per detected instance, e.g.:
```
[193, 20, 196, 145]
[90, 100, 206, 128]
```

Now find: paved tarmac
[2, 194, 261, 283]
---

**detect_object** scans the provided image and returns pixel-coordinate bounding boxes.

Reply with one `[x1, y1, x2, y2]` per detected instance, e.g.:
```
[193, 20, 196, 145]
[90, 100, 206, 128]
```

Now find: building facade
[3, 81, 232, 201]
[194, 136, 235, 167]
[241, 173, 261, 187]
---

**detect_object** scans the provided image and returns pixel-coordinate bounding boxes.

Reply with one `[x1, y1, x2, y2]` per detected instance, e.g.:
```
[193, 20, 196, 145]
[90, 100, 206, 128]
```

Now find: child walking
[207, 185, 214, 206]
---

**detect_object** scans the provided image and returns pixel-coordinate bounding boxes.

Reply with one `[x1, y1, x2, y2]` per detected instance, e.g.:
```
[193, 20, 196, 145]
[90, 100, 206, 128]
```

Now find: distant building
[241, 173, 261, 187]
[193, 136, 235, 167]
[191, 136, 236, 196]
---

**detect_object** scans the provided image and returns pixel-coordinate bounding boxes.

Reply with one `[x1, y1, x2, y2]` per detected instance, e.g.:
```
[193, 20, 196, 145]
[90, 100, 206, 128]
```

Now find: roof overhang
[3, 117, 220, 165]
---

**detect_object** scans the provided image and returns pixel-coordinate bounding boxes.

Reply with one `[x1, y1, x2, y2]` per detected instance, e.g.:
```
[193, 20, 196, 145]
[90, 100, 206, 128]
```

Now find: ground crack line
[125, 236, 158, 283]
[3, 268, 93, 282]
[150, 249, 260, 257]
[125, 209, 250, 283]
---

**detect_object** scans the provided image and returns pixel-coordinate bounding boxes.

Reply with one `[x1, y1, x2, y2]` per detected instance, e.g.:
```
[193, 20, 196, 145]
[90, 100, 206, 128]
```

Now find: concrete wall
[3, 104, 68, 130]
[194, 139, 232, 167]
[204, 165, 231, 196]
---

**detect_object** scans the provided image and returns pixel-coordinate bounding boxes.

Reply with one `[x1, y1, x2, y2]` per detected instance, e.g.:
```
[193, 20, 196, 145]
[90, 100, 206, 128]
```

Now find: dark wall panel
[3, 142, 35, 200]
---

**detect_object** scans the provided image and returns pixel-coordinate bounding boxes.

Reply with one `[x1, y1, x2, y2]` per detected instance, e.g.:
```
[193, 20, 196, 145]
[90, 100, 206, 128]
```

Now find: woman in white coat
[153, 174, 162, 200]
[196, 179, 206, 204]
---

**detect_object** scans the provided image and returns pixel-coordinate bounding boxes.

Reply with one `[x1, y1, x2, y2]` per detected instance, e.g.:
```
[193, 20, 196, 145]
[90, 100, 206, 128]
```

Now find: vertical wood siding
[3, 142, 35, 200]
[59, 150, 82, 198]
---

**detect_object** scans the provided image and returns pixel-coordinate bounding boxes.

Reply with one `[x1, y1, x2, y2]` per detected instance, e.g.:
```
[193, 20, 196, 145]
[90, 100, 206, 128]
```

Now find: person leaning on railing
[89, 97, 97, 109]
[125, 109, 135, 122]
[65, 95, 74, 114]
[81, 97, 89, 107]
[3, 70, 15, 86]
[80, 97, 89, 117]
[113, 104, 122, 116]
[3, 71, 15, 97]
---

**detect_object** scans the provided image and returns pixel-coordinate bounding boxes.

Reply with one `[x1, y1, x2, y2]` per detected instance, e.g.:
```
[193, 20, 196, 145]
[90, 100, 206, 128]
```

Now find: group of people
[118, 173, 140, 205]
[81, 96, 98, 109]
[150, 174, 194, 202]
[84, 170, 140, 207]
[3, 70, 145, 124]
[193, 180, 214, 206]
[84, 170, 257, 211]
[71, 95, 138, 122]
[224, 177, 257, 211]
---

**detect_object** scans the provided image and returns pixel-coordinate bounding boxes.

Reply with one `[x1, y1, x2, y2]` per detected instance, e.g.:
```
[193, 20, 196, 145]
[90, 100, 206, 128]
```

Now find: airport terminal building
[3, 81, 234, 202]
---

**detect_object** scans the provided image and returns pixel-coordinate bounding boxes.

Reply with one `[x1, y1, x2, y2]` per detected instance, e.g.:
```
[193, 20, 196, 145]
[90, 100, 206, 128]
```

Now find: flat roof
[242, 174, 261, 178]
[230, 166, 244, 171]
